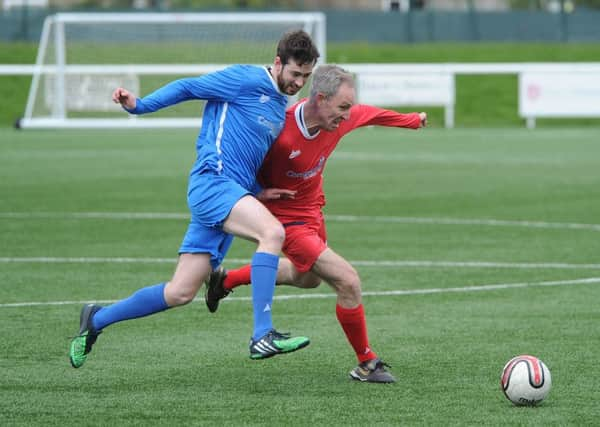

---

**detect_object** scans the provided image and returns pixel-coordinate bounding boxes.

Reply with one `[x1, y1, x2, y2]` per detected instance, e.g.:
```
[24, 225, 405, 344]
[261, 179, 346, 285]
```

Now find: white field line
[326, 215, 600, 232]
[1, 257, 600, 270]
[0, 212, 189, 220]
[2, 276, 599, 308]
[329, 151, 568, 166]
[1, 211, 600, 232]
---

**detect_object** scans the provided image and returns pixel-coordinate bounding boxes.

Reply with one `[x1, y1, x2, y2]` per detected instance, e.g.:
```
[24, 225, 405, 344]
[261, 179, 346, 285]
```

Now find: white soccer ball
[500, 355, 551, 406]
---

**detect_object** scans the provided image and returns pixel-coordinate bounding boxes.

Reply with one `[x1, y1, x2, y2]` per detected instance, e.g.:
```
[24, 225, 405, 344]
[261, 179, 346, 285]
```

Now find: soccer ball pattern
[501, 355, 552, 406]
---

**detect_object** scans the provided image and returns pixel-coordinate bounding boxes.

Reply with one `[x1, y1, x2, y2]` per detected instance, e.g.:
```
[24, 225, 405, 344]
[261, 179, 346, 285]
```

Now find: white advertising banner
[356, 73, 454, 106]
[519, 72, 600, 117]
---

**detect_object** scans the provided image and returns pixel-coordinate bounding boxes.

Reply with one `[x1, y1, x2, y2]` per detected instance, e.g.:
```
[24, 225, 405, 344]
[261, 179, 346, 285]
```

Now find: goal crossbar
[51, 12, 325, 25]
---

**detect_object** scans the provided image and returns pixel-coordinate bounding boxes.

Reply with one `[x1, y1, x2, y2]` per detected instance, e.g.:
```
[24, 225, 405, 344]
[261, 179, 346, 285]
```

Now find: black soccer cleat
[349, 358, 396, 383]
[204, 266, 231, 313]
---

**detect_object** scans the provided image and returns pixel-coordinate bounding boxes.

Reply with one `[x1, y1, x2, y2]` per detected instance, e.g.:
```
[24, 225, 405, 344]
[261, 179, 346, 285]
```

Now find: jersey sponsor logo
[286, 156, 325, 180]
[259, 94, 270, 104]
[289, 149, 301, 159]
[258, 116, 283, 138]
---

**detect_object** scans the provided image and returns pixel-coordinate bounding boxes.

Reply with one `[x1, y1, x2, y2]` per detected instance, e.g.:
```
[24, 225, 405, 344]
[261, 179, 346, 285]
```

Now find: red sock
[336, 304, 377, 363]
[223, 264, 252, 290]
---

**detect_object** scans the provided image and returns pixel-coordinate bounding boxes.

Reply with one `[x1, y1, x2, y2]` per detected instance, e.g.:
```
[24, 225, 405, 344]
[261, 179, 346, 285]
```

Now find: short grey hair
[309, 65, 354, 100]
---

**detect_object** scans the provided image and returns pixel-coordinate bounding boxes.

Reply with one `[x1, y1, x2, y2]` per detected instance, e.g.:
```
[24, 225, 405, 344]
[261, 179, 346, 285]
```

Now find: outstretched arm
[344, 104, 426, 131]
[112, 78, 202, 115]
[113, 67, 245, 116]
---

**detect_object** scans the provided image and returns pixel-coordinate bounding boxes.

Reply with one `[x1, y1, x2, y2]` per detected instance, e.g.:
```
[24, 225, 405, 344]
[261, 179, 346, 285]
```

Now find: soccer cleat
[69, 303, 102, 368]
[204, 266, 231, 313]
[249, 329, 310, 360]
[349, 358, 396, 383]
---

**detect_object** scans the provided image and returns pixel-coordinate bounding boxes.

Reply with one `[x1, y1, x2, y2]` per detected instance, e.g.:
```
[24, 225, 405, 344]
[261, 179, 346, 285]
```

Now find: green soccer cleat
[349, 358, 396, 383]
[204, 266, 231, 313]
[249, 329, 310, 360]
[69, 304, 102, 368]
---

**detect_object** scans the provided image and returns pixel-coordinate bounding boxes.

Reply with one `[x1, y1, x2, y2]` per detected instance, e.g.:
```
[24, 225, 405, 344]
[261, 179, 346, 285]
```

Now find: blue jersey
[127, 65, 287, 191]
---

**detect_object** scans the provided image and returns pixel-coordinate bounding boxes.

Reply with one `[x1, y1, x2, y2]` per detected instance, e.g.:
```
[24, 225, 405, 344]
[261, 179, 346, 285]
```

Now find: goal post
[19, 12, 326, 129]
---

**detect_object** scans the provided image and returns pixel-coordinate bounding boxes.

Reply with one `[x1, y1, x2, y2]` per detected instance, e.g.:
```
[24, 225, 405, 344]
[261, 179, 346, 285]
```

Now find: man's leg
[311, 249, 376, 361]
[205, 257, 321, 312]
[69, 253, 211, 368]
[223, 195, 310, 358]
[222, 258, 320, 291]
[312, 249, 395, 383]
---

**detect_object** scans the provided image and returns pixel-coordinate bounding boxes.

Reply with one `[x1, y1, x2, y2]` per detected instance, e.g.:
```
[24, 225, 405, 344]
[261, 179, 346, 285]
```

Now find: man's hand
[257, 188, 297, 201]
[419, 112, 427, 127]
[112, 87, 137, 110]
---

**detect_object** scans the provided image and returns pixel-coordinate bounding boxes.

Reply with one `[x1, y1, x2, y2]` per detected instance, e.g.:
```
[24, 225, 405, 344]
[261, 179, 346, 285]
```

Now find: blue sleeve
[250, 180, 263, 197]
[126, 65, 246, 115]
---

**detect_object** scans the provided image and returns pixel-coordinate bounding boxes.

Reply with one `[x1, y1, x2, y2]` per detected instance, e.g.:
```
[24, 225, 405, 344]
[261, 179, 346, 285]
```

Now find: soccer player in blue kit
[69, 30, 320, 368]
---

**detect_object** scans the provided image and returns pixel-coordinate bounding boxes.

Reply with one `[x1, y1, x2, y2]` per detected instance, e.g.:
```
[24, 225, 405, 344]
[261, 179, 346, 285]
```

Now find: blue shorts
[179, 172, 250, 269]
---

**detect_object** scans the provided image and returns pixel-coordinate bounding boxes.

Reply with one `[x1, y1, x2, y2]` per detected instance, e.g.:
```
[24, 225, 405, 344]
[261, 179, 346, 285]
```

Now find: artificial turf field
[1, 126, 599, 425]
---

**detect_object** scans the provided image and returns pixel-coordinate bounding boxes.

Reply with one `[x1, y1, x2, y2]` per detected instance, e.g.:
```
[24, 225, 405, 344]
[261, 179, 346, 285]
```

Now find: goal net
[20, 12, 326, 129]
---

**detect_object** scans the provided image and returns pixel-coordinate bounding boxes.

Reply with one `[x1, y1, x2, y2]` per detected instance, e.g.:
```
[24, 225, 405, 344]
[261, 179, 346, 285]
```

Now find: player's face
[318, 82, 355, 131]
[275, 58, 314, 95]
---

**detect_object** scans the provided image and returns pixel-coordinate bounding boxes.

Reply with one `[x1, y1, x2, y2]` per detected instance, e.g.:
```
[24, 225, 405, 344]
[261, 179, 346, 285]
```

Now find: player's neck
[302, 101, 321, 135]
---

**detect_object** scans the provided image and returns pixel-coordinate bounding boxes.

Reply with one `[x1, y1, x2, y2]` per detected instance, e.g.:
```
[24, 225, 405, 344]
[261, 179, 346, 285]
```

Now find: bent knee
[164, 282, 199, 306]
[302, 276, 322, 288]
[337, 269, 361, 294]
[261, 222, 286, 248]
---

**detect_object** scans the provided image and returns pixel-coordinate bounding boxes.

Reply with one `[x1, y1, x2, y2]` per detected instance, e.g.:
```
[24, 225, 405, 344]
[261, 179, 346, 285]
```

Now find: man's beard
[277, 75, 297, 95]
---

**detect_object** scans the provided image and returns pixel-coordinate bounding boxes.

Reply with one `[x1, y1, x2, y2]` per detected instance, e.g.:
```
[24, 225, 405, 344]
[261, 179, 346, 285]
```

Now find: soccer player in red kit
[205, 64, 427, 382]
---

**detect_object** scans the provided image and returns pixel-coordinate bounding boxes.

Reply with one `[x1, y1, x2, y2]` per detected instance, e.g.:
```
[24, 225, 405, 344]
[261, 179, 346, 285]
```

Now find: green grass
[2, 42, 600, 127]
[328, 42, 600, 63]
[1, 127, 600, 425]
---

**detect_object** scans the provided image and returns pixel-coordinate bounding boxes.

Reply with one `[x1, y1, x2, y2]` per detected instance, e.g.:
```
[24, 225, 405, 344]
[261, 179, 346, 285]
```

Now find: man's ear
[273, 56, 283, 74]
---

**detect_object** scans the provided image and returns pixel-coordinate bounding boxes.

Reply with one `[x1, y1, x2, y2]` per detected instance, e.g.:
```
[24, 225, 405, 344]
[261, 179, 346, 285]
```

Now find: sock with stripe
[336, 303, 378, 363]
[250, 252, 279, 340]
[92, 283, 170, 331]
[223, 264, 252, 291]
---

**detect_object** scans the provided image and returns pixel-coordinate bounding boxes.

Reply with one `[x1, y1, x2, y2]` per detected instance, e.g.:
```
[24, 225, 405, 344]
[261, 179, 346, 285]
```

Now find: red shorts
[278, 212, 328, 273]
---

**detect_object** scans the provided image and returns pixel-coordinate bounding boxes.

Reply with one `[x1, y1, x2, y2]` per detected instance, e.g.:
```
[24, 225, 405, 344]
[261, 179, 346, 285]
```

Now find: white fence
[341, 63, 600, 129]
[2, 62, 600, 128]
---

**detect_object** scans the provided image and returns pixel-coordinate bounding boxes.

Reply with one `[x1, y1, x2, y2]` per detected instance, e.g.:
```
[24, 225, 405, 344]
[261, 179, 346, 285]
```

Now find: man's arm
[346, 104, 426, 130]
[112, 78, 212, 115]
[112, 66, 245, 115]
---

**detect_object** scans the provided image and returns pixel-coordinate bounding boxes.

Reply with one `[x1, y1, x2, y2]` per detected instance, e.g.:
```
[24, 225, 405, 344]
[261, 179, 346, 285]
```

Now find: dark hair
[276, 30, 320, 67]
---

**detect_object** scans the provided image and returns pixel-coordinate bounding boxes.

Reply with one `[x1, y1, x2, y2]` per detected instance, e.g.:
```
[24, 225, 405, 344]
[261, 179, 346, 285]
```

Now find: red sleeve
[340, 104, 421, 134]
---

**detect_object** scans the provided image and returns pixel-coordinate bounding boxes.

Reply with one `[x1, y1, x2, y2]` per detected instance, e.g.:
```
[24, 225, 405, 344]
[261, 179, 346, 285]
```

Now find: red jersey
[258, 100, 421, 219]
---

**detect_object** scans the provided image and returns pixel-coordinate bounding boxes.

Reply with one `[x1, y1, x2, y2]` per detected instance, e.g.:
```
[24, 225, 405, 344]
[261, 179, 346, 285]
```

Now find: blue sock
[92, 283, 169, 331]
[251, 252, 279, 340]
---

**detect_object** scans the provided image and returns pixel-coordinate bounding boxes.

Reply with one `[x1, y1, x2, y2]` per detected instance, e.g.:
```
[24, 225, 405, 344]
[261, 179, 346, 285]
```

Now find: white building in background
[2, 0, 48, 10]
[298, 0, 511, 11]
[425, 0, 510, 10]
[381, 0, 510, 11]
